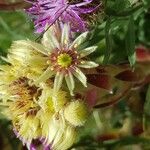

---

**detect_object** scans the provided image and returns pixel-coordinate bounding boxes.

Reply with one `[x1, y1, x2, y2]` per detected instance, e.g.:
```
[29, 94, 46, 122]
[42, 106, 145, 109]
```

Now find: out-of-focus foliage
[0, 118, 21, 150]
[0, 11, 35, 59]
[88, 0, 150, 65]
[0, 0, 150, 149]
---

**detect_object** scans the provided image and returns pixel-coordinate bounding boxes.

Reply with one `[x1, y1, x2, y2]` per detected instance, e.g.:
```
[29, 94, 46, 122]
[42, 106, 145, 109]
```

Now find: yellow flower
[39, 24, 98, 95]
[38, 84, 68, 111]
[0, 66, 78, 149]
[38, 87, 89, 150]
[0, 67, 43, 145]
[64, 100, 89, 126]
[0, 61, 89, 150]
[40, 109, 77, 150]
[38, 87, 77, 150]
[6, 24, 98, 95]
[15, 109, 41, 144]
[4, 40, 48, 81]
[0, 65, 24, 104]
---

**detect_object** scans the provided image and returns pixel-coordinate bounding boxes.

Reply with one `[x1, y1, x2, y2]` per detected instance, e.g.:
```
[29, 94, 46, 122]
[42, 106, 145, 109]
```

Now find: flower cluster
[0, 65, 88, 150]
[0, 23, 98, 150]
[0, 0, 100, 150]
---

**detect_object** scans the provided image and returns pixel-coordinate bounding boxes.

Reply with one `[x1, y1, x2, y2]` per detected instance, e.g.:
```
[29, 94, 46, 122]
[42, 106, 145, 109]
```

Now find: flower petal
[42, 26, 60, 49]
[71, 0, 93, 7]
[51, 120, 66, 148]
[73, 7, 96, 14]
[55, 126, 77, 150]
[73, 68, 87, 87]
[78, 61, 99, 68]
[64, 9, 86, 32]
[69, 31, 88, 49]
[28, 56, 48, 67]
[61, 24, 70, 47]
[65, 72, 75, 96]
[54, 72, 64, 93]
[28, 40, 49, 56]
[43, 117, 60, 146]
[35, 67, 54, 84]
[79, 46, 97, 58]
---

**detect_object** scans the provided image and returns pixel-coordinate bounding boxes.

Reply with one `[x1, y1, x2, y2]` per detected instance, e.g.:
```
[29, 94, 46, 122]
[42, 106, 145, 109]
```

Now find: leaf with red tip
[115, 70, 142, 82]
[87, 74, 113, 92]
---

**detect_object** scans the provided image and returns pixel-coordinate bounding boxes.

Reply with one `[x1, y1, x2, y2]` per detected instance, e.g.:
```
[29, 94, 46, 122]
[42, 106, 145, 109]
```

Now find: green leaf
[142, 0, 150, 7]
[105, 0, 143, 17]
[103, 17, 113, 64]
[105, 0, 131, 16]
[0, 11, 35, 52]
[125, 15, 136, 67]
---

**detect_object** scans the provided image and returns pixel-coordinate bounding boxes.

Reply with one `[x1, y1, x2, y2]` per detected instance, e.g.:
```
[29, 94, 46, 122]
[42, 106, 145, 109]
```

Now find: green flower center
[57, 53, 72, 68]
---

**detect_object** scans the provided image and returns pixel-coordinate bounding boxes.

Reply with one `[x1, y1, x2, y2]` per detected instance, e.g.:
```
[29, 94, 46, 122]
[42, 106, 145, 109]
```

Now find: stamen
[26, 107, 39, 117]
[9, 77, 41, 102]
[47, 60, 51, 64]
[57, 53, 72, 68]
[49, 49, 80, 75]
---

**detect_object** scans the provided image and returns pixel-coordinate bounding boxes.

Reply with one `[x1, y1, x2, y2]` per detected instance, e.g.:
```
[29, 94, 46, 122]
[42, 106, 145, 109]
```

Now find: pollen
[57, 53, 72, 68]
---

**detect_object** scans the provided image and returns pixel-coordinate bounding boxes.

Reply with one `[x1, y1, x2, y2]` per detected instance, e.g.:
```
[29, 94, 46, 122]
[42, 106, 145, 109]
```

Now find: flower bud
[64, 100, 88, 127]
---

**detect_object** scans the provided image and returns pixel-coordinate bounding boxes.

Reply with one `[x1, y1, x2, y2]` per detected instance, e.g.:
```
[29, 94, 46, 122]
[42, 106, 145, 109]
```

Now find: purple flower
[25, 0, 97, 33]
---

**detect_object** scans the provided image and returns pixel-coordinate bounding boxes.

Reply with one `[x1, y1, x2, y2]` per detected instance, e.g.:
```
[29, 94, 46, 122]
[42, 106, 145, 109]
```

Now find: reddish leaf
[115, 70, 142, 82]
[84, 63, 150, 109]
[133, 74, 150, 89]
[85, 88, 98, 109]
[132, 123, 143, 136]
[136, 47, 150, 62]
[87, 74, 113, 92]
[97, 133, 120, 141]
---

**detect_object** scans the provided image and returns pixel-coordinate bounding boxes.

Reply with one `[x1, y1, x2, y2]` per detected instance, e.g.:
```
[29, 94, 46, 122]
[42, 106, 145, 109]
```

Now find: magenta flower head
[25, 0, 97, 33]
